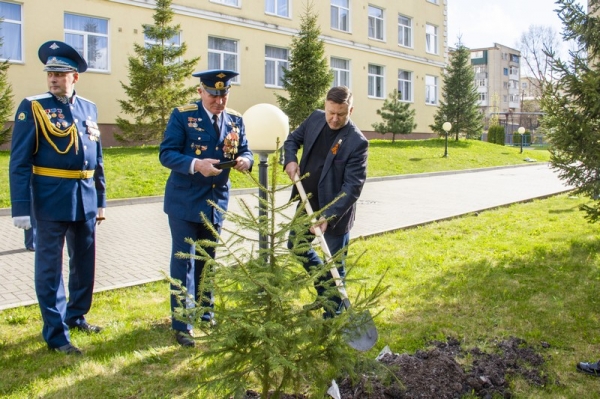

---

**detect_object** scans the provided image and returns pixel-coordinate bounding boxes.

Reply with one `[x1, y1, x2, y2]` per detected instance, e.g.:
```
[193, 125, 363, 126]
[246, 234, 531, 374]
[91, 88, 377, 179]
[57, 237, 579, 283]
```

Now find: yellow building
[0, 0, 447, 146]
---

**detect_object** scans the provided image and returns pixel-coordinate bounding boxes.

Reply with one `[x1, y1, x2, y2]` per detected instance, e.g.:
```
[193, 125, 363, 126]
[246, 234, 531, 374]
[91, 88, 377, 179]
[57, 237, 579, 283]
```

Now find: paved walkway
[0, 163, 572, 310]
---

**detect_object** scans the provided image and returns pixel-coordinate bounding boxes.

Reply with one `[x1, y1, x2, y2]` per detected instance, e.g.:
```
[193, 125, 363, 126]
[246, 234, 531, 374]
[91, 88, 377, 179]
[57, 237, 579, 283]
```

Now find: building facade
[0, 0, 447, 146]
[470, 43, 521, 123]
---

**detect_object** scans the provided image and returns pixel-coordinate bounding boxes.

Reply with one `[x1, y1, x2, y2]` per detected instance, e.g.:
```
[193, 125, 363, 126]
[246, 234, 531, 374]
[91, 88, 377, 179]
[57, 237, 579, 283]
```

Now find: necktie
[212, 115, 220, 135]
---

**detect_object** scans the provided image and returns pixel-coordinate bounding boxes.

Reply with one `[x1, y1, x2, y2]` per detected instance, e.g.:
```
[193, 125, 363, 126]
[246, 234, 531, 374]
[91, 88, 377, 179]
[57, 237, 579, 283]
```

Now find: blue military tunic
[159, 101, 252, 224]
[10, 92, 106, 220]
[9, 91, 106, 349]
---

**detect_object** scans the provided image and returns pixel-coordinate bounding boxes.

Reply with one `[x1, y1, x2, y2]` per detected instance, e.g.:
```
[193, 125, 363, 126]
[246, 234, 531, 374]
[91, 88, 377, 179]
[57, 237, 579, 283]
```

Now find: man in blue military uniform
[160, 69, 253, 347]
[9, 40, 106, 355]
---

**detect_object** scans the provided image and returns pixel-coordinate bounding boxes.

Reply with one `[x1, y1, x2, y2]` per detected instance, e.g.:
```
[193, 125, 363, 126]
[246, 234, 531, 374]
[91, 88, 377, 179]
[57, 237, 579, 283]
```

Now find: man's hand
[193, 158, 223, 177]
[96, 208, 106, 225]
[13, 216, 31, 230]
[310, 217, 328, 235]
[233, 156, 251, 172]
[285, 161, 299, 182]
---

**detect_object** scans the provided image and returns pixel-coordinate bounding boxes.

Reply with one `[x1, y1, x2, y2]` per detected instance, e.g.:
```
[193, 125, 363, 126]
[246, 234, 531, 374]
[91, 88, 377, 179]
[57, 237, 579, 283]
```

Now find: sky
[447, 0, 587, 54]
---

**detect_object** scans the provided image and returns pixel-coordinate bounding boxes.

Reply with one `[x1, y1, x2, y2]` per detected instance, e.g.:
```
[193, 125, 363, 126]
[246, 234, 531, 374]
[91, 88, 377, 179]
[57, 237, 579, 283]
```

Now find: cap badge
[49, 42, 60, 50]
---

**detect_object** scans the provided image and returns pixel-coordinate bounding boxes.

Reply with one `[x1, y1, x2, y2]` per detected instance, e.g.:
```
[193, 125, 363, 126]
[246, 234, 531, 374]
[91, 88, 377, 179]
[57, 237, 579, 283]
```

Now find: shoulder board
[76, 95, 96, 106]
[26, 93, 51, 101]
[226, 107, 242, 117]
[177, 104, 198, 112]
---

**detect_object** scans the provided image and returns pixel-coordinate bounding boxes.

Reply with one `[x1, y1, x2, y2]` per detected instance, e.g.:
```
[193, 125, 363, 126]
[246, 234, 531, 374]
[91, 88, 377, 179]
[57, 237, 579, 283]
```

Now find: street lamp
[442, 122, 452, 158]
[242, 104, 289, 252]
[518, 126, 525, 154]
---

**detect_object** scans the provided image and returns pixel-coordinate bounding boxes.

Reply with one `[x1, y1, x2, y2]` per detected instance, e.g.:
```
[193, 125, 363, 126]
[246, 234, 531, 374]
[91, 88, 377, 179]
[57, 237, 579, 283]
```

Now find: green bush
[487, 125, 505, 146]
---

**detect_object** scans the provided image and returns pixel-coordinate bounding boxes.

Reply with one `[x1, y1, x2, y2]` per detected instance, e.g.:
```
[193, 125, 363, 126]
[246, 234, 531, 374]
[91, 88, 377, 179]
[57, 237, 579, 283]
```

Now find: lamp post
[242, 104, 289, 252]
[442, 122, 452, 158]
[518, 126, 525, 154]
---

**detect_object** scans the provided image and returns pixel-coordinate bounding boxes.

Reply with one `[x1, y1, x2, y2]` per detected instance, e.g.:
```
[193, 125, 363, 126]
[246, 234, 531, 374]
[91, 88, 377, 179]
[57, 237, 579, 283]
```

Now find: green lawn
[0, 139, 550, 208]
[2, 193, 599, 398]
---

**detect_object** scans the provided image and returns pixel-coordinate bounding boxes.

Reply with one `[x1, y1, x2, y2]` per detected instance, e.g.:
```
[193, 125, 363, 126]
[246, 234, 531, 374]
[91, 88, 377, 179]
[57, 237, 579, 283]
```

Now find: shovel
[294, 174, 378, 351]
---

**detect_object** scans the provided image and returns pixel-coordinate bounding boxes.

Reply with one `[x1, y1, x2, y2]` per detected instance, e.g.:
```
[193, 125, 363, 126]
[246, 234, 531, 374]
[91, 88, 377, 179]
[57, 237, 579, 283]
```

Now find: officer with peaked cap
[9, 40, 106, 355]
[159, 69, 253, 347]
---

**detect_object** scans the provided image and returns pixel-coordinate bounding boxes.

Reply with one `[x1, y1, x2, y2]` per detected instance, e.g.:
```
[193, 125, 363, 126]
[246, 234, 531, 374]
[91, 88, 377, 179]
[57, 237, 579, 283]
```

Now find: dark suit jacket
[283, 110, 368, 235]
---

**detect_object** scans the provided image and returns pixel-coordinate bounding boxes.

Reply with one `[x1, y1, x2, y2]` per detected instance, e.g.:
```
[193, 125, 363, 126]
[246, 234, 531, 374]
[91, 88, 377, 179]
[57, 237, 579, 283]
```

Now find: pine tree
[0, 27, 13, 146]
[430, 41, 483, 140]
[116, 0, 199, 143]
[372, 89, 416, 143]
[542, 0, 600, 222]
[171, 155, 386, 398]
[275, 2, 333, 130]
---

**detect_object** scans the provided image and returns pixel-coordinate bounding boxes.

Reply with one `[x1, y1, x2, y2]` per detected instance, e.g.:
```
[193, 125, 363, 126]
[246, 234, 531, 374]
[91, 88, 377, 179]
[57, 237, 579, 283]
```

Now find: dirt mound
[245, 337, 555, 398]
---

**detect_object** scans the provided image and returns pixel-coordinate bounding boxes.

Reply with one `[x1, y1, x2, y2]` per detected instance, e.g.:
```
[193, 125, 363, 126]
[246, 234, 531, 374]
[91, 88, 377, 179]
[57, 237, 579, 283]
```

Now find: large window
[368, 64, 384, 98]
[265, 0, 289, 17]
[64, 13, 109, 71]
[211, 0, 239, 6]
[425, 23, 438, 55]
[425, 75, 438, 105]
[265, 46, 288, 88]
[208, 36, 239, 82]
[0, 1, 22, 61]
[331, 0, 349, 32]
[368, 6, 384, 40]
[398, 70, 412, 102]
[398, 14, 412, 48]
[331, 57, 350, 87]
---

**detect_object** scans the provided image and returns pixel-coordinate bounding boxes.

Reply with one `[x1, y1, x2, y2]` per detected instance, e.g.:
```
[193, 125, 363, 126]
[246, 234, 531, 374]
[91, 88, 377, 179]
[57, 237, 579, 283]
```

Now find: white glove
[96, 207, 106, 225]
[13, 216, 32, 230]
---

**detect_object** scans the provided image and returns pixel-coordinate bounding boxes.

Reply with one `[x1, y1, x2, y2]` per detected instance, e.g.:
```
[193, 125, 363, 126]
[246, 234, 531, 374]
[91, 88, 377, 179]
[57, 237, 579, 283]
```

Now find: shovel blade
[343, 310, 378, 351]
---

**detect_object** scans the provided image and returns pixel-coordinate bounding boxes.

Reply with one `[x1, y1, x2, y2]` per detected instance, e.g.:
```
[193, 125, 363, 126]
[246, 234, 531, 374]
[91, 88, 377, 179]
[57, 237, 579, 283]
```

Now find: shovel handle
[293, 174, 350, 303]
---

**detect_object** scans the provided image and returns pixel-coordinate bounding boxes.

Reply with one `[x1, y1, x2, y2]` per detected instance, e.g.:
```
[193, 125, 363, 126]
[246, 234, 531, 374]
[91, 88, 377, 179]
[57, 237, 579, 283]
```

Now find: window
[503, 68, 508, 76]
[398, 70, 412, 102]
[368, 6, 384, 40]
[0, 1, 22, 61]
[265, 0, 289, 17]
[427, 0, 439, 3]
[425, 75, 437, 105]
[477, 79, 486, 87]
[144, 31, 181, 47]
[208, 37, 239, 82]
[471, 51, 484, 59]
[368, 64, 384, 98]
[503, 95, 508, 102]
[211, 0, 239, 6]
[398, 14, 412, 48]
[478, 93, 487, 101]
[331, 0, 349, 32]
[522, 82, 528, 89]
[510, 66, 519, 75]
[510, 54, 519, 63]
[503, 82, 508, 89]
[265, 46, 288, 87]
[425, 24, 438, 54]
[331, 57, 350, 87]
[64, 13, 109, 71]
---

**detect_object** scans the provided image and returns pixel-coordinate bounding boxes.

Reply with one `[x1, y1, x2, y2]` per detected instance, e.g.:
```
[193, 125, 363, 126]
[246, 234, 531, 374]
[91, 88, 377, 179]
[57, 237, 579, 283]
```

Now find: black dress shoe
[49, 343, 82, 355]
[69, 321, 103, 334]
[175, 331, 195, 347]
[577, 360, 600, 376]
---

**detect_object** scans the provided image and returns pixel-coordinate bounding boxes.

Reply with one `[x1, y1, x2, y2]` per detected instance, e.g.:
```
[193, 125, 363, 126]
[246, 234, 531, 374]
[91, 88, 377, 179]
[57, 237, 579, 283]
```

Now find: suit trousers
[35, 218, 96, 348]
[288, 229, 350, 317]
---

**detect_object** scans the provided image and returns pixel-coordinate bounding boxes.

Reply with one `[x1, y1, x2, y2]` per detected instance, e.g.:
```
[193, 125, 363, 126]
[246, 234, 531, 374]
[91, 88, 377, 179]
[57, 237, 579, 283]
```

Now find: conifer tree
[0, 28, 13, 146]
[116, 0, 199, 143]
[430, 41, 483, 140]
[542, 0, 600, 222]
[372, 89, 416, 143]
[172, 155, 386, 398]
[275, 2, 333, 130]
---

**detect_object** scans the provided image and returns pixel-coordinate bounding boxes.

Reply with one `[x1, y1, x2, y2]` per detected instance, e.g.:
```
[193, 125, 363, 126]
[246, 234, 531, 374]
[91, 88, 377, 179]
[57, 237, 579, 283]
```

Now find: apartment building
[0, 0, 447, 146]
[470, 43, 521, 122]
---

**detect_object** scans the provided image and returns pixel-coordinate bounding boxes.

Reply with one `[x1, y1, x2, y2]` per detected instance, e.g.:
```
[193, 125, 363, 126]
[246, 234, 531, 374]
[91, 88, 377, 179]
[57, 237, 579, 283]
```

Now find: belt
[32, 165, 95, 179]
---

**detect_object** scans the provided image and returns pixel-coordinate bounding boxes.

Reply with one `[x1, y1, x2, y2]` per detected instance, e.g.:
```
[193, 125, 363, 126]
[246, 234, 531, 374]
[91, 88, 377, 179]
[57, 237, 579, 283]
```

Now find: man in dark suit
[283, 86, 369, 318]
[9, 40, 106, 355]
[160, 69, 253, 347]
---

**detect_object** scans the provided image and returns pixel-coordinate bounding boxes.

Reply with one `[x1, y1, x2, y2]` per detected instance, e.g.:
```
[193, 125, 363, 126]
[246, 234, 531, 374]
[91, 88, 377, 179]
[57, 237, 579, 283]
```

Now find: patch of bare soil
[244, 336, 556, 398]
[336, 336, 555, 398]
